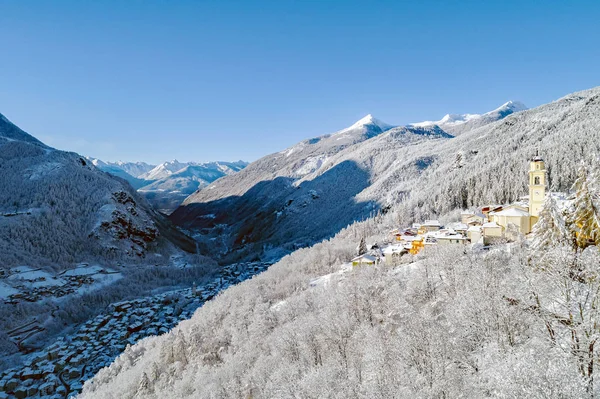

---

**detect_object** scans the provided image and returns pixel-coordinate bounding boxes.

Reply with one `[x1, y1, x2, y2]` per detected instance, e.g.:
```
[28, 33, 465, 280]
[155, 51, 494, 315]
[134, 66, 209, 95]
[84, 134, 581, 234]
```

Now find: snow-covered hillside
[170, 114, 409, 261]
[0, 113, 195, 269]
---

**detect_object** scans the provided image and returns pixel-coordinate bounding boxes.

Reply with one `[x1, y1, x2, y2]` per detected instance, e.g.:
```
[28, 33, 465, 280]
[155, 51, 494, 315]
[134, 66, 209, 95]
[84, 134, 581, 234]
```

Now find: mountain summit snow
[335, 114, 394, 135]
[412, 100, 528, 135]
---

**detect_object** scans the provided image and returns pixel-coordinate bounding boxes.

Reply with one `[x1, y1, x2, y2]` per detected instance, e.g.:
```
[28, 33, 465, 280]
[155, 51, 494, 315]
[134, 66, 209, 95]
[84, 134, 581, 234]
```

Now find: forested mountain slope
[172, 88, 599, 263]
[170, 118, 450, 262]
[0, 113, 195, 269]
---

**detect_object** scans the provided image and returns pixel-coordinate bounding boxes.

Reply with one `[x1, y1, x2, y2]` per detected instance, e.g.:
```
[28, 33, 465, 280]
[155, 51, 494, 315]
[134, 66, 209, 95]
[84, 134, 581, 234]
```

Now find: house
[409, 237, 425, 255]
[482, 221, 503, 244]
[382, 245, 407, 264]
[351, 254, 378, 267]
[467, 226, 482, 243]
[418, 220, 442, 234]
[437, 235, 468, 245]
[462, 212, 486, 226]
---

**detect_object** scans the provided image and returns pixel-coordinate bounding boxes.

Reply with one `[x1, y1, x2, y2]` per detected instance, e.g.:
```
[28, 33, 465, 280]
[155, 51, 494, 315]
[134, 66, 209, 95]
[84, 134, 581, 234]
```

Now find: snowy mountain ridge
[411, 100, 528, 135]
[90, 157, 248, 214]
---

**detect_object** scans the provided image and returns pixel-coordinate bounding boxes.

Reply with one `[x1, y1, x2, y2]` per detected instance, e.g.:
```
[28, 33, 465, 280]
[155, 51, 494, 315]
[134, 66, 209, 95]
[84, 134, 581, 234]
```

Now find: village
[0, 262, 270, 399]
[0, 265, 123, 306]
[351, 156, 569, 266]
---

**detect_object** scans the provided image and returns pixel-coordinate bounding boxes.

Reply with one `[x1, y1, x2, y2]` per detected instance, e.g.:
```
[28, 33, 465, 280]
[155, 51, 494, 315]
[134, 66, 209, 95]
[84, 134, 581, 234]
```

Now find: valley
[0, 261, 270, 398]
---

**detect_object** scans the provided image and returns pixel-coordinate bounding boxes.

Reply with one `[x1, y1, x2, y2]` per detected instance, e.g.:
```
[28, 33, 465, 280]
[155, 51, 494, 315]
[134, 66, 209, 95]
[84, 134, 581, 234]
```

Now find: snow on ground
[309, 262, 352, 288]
[0, 282, 19, 299]
[75, 272, 123, 295]
[61, 264, 105, 277]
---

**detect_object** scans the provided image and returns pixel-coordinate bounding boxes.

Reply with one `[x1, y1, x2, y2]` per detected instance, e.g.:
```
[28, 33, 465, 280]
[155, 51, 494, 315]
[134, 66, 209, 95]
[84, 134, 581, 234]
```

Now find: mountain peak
[493, 100, 528, 113]
[337, 114, 394, 135]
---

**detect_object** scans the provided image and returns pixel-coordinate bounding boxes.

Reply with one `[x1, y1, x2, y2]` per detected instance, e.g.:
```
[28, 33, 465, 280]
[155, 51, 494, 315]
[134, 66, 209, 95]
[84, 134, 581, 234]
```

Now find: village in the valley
[0, 262, 270, 399]
[351, 156, 568, 267]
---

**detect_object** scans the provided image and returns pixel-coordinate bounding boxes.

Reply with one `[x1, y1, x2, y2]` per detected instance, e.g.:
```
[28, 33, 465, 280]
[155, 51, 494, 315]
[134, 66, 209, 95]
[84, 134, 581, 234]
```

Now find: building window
[534, 176, 540, 185]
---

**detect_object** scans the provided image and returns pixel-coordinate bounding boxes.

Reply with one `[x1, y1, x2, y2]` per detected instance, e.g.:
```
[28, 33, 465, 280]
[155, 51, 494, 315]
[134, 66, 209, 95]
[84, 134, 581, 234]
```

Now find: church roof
[494, 207, 530, 217]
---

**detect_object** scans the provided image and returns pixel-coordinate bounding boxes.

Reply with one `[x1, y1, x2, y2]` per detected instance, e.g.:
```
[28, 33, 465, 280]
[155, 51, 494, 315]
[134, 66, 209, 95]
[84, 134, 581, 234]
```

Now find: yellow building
[490, 156, 546, 238]
[409, 238, 424, 255]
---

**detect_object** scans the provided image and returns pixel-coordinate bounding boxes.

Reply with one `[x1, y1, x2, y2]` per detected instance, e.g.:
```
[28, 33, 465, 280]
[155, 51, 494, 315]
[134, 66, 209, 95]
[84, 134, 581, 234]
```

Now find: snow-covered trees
[567, 162, 600, 249]
[531, 195, 570, 255]
[80, 232, 595, 399]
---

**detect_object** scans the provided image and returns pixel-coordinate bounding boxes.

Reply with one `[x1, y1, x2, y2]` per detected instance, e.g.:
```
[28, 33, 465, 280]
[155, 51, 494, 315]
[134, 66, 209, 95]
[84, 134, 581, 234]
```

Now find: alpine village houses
[352, 156, 558, 267]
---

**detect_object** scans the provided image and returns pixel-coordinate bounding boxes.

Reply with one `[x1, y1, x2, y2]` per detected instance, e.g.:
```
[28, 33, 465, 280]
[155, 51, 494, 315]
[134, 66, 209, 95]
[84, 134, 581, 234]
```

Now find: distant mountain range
[88, 158, 248, 214]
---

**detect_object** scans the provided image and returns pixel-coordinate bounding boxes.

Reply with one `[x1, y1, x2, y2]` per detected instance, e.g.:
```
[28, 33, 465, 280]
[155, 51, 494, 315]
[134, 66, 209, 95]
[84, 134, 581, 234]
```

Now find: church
[487, 156, 546, 237]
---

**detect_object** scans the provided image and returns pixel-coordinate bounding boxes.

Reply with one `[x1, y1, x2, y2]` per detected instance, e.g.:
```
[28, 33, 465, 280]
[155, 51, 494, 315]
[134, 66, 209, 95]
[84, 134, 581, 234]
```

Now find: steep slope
[412, 100, 527, 136]
[170, 117, 449, 262]
[0, 113, 195, 269]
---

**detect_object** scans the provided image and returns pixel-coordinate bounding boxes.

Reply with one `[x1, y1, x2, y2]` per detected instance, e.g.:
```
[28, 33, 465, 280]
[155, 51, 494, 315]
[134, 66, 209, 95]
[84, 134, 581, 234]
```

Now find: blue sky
[1, 1, 599, 164]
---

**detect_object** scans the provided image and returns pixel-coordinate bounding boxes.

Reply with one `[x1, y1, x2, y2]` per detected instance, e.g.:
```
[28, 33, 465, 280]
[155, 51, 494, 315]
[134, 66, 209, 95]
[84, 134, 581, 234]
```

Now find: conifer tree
[357, 237, 367, 256]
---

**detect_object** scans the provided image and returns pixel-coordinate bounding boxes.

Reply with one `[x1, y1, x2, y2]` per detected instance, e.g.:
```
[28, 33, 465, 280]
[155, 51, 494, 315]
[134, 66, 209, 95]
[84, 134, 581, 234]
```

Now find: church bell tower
[529, 155, 546, 219]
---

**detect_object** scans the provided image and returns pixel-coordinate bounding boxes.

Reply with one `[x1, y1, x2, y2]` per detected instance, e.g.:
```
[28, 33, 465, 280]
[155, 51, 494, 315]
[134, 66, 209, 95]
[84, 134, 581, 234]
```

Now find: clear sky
[1, 1, 599, 164]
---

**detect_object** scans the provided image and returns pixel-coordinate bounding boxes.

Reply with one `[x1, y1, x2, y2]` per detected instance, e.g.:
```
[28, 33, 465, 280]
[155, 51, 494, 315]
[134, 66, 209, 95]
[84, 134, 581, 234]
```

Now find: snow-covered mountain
[139, 161, 248, 214]
[89, 158, 156, 178]
[0, 113, 195, 269]
[411, 100, 528, 136]
[170, 115, 449, 261]
[140, 160, 193, 181]
[171, 90, 599, 263]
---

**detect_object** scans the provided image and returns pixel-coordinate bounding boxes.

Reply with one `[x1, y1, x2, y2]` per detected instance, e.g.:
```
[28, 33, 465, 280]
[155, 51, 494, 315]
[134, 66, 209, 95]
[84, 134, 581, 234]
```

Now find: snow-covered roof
[482, 222, 501, 228]
[382, 245, 405, 254]
[423, 220, 441, 227]
[351, 254, 377, 263]
[493, 207, 530, 217]
[438, 235, 467, 240]
[450, 223, 468, 230]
